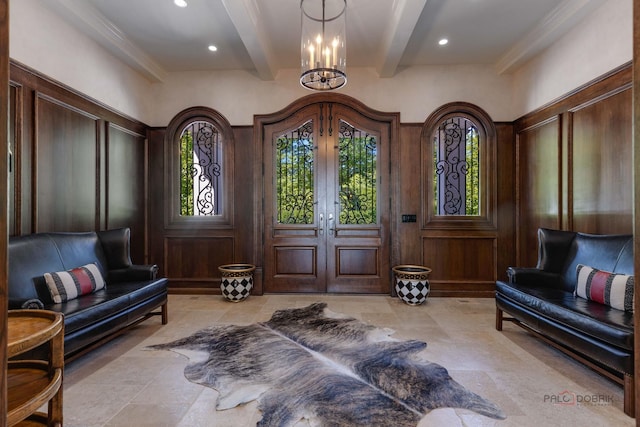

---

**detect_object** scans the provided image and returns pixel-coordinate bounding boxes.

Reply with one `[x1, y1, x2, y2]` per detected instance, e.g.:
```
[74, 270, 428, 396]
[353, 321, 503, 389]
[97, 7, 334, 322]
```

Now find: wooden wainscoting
[416, 103, 516, 297]
[422, 234, 498, 297]
[515, 116, 562, 266]
[147, 123, 258, 294]
[1, 0, 9, 423]
[514, 63, 632, 267]
[150, 97, 516, 297]
[8, 61, 150, 262]
[163, 236, 235, 293]
[33, 92, 101, 232]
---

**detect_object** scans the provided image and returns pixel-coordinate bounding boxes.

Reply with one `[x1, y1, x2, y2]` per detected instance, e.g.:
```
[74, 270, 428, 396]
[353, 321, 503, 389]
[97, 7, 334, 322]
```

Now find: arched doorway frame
[253, 93, 400, 293]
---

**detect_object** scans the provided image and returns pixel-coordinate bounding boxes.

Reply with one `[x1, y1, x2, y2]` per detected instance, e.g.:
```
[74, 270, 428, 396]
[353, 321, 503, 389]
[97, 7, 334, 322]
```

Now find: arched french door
[256, 96, 396, 293]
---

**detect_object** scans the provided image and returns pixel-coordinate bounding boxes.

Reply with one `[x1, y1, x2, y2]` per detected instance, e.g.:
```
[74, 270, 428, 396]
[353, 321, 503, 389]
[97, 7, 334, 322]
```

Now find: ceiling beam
[375, 0, 428, 78]
[495, 0, 606, 74]
[221, 0, 277, 80]
[46, 0, 167, 82]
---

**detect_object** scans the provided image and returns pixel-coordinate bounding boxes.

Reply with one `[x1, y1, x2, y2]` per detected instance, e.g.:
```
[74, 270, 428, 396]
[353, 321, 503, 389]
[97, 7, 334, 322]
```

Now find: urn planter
[218, 264, 256, 302]
[392, 265, 432, 305]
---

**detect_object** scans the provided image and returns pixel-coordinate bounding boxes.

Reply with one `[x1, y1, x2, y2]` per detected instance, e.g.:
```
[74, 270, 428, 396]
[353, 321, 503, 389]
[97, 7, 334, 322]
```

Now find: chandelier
[300, 0, 347, 91]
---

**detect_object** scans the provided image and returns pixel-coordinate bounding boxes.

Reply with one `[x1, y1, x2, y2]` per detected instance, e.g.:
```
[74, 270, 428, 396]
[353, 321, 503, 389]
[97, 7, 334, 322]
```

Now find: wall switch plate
[401, 214, 417, 223]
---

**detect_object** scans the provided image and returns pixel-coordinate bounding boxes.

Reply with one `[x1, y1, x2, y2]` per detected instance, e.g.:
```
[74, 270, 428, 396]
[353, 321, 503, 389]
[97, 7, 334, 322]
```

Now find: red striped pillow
[44, 263, 106, 303]
[575, 264, 634, 312]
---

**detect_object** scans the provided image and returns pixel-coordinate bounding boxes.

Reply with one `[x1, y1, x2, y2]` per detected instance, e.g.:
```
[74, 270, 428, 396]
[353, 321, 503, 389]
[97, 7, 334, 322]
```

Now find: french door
[263, 102, 390, 293]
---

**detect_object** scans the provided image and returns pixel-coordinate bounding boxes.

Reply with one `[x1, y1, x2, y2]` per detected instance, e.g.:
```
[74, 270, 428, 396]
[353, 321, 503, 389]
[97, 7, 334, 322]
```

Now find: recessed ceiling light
[438, 38, 449, 46]
[208, 45, 218, 52]
[174, 0, 187, 8]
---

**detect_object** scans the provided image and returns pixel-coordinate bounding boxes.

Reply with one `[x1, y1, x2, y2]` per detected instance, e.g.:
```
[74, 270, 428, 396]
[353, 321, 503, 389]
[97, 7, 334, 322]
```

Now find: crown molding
[45, 0, 167, 82]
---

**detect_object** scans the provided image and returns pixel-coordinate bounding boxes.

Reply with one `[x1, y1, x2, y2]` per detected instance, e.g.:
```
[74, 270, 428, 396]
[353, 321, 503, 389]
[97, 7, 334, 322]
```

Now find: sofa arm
[97, 228, 132, 270]
[21, 298, 45, 309]
[8, 298, 46, 310]
[108, 265, 159, 283]
[507, 267, 564, 288]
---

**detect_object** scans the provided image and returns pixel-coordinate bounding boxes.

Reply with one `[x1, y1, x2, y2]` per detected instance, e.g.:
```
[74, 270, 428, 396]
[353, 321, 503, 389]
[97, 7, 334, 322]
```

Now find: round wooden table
[7, 310, 64, 427]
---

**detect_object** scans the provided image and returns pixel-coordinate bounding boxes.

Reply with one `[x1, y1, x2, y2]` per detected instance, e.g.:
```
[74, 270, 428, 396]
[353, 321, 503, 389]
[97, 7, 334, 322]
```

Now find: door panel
[326, 109, 389, 292]
[264, 108, 326, 292]
[263, 102, 389, 293]
[274, 246, 317, 275]
[336, 247, 378, 275]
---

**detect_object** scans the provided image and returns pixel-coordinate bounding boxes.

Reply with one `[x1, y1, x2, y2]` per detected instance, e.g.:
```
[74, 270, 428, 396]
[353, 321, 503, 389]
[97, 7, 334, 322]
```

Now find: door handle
[328, 214, 334, 235]
[319, 213, 324, 235]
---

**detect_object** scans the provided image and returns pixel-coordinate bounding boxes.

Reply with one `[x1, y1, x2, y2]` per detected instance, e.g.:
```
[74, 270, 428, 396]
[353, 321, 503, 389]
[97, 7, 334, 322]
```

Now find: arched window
[179, 120, 223, 216]
[422, 103, 496, 228]
[433, 115, 480, 216]
[166, 107, 234, 228]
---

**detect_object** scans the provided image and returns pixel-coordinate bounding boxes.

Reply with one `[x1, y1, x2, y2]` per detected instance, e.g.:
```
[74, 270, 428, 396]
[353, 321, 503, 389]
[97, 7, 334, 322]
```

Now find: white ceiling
[42, 0, 605, 82]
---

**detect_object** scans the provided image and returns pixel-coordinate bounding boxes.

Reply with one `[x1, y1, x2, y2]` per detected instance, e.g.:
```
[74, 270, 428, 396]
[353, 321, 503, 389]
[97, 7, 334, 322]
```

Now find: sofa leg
[162, 302, 168, 325]
[495, 307, 503, 331]
[624, 373, 635, 417]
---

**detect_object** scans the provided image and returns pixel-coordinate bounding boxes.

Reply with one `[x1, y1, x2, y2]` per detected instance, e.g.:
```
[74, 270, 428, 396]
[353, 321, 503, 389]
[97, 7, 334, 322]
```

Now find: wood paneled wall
[0, 21, 637, 427]
[6, 61, 633, 300]
[632, 3, 640, 421]
[411, 121, 515, 297]
[8, 57, 626, 300]
[149, 99, 515, 297]
[393, 120, 516, 297]
[8, 61, 149, 262]
[147, 126, 258, 294]
[1, 0, 9, 424]
[514, 63, 633, 267]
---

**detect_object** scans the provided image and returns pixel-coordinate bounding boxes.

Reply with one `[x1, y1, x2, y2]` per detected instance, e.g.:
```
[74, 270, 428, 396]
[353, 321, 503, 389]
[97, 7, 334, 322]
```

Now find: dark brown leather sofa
[495, 228, 634, 417]
[8, 227, 168, 360]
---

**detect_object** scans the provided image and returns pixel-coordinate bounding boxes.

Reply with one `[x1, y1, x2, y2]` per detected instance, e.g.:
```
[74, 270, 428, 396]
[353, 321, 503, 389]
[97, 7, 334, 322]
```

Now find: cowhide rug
[148, 302, 506, 426]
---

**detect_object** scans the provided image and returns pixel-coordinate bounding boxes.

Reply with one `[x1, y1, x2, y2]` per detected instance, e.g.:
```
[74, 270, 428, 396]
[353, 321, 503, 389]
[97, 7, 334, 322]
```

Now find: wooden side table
[7, 310, 64, 427]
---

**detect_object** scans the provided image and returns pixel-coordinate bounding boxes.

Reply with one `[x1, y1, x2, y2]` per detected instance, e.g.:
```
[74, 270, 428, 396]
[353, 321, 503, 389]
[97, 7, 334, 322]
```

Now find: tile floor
[60, 294, 633, 427]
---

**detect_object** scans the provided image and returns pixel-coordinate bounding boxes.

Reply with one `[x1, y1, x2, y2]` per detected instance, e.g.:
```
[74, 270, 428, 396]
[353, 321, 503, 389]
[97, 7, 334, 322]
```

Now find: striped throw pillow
[575, 264, 634, 312]
[44, 263, 106, 303]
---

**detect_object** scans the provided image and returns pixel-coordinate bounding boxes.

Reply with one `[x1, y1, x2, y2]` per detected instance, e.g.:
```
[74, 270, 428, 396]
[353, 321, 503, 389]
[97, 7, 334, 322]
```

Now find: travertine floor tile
[61, 294, 634, 426]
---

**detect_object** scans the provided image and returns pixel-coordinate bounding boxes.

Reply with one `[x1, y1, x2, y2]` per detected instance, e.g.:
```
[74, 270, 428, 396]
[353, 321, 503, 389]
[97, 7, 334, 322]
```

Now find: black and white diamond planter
[218, 264, 256, 302]
[392, 265, 432, 306]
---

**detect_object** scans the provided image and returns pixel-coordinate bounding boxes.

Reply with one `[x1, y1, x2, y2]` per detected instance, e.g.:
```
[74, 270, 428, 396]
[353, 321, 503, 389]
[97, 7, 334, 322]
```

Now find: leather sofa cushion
[49, 290, 131, 335]
[62, 291, 167, 356]
[46, 278, 168, 335]
[108, 279, 168, 307]
[496, 293, 633, 374]
[496, 280, 633, 350]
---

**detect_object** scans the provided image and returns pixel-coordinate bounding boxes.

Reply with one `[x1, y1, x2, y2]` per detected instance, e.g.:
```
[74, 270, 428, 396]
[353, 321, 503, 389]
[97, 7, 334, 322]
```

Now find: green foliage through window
[338, 121, 377, 225]
[276, 121, 315, 224]
[274, 120, 378, 225]
[433, 117, 480, 216]
[180, 130, 194, 216]
[179, 121, 222, 216]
